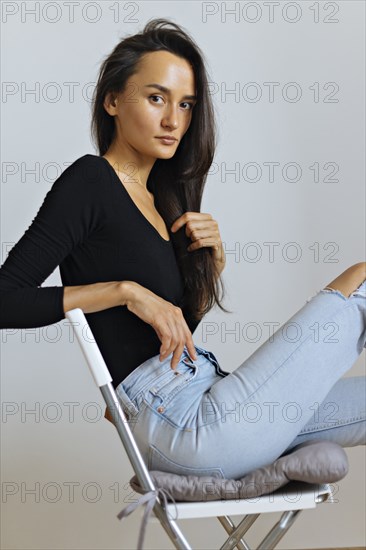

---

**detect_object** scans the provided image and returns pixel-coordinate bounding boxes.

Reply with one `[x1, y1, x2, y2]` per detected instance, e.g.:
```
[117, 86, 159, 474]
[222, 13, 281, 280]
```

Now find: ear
[103, 92, 118, 115]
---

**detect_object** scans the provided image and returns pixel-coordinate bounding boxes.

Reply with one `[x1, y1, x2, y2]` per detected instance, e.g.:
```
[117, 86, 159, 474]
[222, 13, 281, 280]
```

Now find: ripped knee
[323, 262, 366, 299]
[322, 280, 366, 300]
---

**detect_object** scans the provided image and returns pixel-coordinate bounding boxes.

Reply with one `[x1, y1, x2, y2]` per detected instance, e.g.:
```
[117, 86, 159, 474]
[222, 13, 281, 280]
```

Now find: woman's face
[104, 50, 197, 161]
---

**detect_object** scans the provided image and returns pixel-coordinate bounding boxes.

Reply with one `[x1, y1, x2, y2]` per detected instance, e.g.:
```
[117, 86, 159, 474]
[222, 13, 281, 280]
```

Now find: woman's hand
[123, 281, 197, 370]
[171, 212, 226, 276]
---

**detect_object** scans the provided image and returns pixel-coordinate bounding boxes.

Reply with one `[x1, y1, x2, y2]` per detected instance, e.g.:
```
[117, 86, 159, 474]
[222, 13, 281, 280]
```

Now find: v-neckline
[99, 155, 171, 244]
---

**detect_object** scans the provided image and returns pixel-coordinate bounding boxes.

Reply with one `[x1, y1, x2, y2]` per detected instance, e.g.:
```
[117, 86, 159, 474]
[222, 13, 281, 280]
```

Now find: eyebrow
[144, 83, 197, 101]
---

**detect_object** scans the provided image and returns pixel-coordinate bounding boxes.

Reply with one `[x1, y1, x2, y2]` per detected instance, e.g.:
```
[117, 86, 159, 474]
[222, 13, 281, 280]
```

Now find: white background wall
[1, 1, 365, 548]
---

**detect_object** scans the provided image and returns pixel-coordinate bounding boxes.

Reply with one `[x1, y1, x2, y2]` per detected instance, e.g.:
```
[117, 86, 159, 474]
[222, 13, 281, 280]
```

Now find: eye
[181, 101, 195, 111]
[149, 95, 195, 110]
[149, 94, 163, 103]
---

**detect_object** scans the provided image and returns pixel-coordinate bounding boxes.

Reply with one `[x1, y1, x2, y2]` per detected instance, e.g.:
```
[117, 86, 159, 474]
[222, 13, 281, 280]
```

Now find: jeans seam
[300, 414, 366, 434]
[218, 332, 314, 404]
[209, 301, 359, 412]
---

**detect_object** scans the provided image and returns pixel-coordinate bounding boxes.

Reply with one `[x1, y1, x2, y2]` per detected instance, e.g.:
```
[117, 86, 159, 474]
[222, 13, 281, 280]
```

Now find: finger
[170, 342, 186, 371]
[187, 227, 210, 242]
[186, 225, 220, 245]
[170, 214, 186, 233]
[171, 212, 213, 233]
[186, 333, 197, 361]
[156, 324, 173, 361]
[188, 236, 219, 252]
[168, 322, 186, 370]
[186, 218, 217, 237]
[160, 317, 179, 362]
[160, 335, 172, 362]
[181, 321, 197, 361]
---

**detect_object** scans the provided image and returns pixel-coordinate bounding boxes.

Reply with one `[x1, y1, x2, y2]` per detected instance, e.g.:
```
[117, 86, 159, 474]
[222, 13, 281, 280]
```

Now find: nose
[162, 106, 179, 130]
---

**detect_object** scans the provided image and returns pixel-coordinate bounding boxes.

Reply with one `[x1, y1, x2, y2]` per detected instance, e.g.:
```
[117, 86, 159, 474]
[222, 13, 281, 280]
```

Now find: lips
[156, 136, 177, 142]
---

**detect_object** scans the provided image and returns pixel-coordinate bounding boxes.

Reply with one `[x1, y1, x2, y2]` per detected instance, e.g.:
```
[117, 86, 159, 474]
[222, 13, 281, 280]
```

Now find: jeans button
[157, 406, 165, 413]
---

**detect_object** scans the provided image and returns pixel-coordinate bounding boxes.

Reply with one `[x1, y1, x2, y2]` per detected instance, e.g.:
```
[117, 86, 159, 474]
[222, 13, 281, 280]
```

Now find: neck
[102, 144, 156, 191]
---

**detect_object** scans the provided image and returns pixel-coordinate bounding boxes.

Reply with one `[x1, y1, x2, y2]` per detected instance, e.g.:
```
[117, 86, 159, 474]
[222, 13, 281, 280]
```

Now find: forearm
[63, 280, 134, 315]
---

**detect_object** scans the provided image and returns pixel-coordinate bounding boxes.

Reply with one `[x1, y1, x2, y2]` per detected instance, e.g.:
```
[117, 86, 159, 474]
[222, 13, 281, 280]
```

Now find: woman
[0, 19, 365, 480]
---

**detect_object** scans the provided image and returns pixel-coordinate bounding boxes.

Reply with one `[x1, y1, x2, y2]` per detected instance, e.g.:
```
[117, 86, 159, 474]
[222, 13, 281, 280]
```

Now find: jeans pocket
[148, 443, 226, 479]
[146, 359, 200, 428]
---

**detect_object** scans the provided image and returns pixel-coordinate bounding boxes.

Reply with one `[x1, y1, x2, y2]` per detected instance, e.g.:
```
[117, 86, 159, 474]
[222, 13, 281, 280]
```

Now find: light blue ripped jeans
[115, 280, 366, 480]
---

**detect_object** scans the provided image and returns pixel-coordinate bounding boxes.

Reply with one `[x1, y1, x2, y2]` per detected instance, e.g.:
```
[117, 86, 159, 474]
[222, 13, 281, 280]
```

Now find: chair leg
[217, 515, 251, 550]
[219, 514, 260, 550]
[100, 384, 192, 549]
[256, 509, 302, 549]
[152, 504, 192, 549]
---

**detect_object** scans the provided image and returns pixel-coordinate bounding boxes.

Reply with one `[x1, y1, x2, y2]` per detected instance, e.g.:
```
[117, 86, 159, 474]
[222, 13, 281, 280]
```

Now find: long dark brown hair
[90, 18, 231, 323]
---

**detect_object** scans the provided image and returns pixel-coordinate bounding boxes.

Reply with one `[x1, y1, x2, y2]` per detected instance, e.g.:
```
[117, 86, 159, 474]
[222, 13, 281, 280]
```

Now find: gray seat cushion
[130, 439, 348, 502]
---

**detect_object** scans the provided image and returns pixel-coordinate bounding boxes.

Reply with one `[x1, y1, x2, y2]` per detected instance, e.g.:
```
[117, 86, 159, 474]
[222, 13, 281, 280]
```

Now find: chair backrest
[65, 307, 156, 494]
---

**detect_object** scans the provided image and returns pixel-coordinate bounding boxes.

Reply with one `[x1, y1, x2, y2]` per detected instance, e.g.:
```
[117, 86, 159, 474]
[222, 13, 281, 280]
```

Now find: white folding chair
[66, 307, 346, 550]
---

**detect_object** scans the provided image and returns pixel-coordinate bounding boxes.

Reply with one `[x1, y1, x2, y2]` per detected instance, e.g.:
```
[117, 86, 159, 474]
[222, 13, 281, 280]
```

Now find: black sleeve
[0, 156, 101, 329]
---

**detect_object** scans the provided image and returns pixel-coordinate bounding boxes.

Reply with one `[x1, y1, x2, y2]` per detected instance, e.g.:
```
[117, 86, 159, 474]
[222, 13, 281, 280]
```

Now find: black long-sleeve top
[0, 154, 200, 389]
